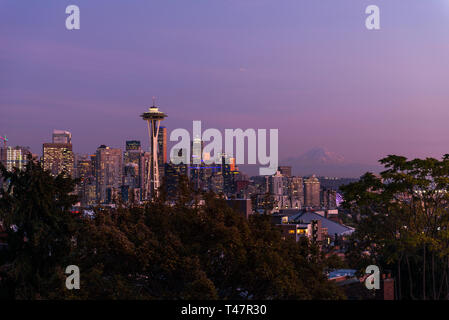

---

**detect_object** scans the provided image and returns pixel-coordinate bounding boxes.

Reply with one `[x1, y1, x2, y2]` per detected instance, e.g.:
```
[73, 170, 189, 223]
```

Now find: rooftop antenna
[152, 96, 157, 107]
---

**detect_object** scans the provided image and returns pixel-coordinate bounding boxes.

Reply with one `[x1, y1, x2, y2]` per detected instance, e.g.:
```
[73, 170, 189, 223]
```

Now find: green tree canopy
[341, 154, 449, 300]
[0, 162, 343, 300]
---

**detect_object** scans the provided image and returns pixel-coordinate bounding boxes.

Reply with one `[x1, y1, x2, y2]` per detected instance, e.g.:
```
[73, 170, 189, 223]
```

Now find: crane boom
[0, 135, 8, 147]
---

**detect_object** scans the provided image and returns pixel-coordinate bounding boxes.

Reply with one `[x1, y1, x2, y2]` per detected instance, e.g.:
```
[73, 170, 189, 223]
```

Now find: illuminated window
[288, 230, 295, 234]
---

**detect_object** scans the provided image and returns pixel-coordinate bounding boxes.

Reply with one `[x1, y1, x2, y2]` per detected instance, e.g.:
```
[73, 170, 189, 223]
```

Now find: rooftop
[289, 211, 355, 236]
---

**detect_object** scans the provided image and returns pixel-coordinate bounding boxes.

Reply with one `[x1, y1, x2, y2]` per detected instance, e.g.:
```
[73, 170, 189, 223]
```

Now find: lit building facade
[304, 174, 321, 207]
[1, 146, 31, 172]
[95, 145, 123, 204]
[124, 140, 143, 192]
[43, 143, 74, 177]
[321, 188, 337, 209]
[52, 130, 72, 144]
[158, 127, 167, 172]
[75, 155, 96, 206]
[278, 166, 292, 177]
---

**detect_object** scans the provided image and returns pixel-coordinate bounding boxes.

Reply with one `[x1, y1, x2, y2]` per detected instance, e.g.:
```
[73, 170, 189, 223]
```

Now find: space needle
[140, 98, 167, 200]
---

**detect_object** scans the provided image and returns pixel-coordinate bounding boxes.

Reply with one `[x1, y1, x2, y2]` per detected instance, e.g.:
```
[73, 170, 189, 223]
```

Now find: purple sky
[2, 0, 449, 167]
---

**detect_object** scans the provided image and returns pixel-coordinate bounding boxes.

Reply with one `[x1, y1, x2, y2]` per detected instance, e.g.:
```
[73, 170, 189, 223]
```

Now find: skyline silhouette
[2, 0, 449, 174]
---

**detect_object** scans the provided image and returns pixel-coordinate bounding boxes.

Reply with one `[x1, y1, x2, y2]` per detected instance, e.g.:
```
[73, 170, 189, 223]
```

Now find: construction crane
[0, 135, 8, 147]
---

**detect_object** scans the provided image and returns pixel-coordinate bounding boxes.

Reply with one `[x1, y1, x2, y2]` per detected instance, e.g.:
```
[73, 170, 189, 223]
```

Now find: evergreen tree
[341, 155, 449, 300]
[1, 161, 343, 300]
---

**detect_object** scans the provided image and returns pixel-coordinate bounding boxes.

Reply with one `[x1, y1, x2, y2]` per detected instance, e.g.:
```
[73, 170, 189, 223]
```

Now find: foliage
[0, 161, 80, 299]
[0, 163, 343, 300]
[341, 154, 449, 300]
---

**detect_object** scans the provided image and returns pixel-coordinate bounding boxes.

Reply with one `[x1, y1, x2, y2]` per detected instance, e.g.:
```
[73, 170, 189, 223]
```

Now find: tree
[341, 154, 449, 300]
[0, 160, 80, 299]
[1, 161, 344, 300]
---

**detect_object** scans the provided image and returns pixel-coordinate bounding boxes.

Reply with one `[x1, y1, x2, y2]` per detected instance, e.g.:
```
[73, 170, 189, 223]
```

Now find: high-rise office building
[43, 143, 74, 177]
[158, 127, 167, 169]
[268, 171, 284, 196]
[75, 155, 96, 207]
[123, 163, 139, 187]
[321, 188, 337, 209]
[209, 172, 224, 194]
[304, 175, 321, 207]
[0, 148, 5, 188]
[0, 147, 5, 167]
[124, 141, 142, 169]
[52, 130, 72, 144]
[289, 176, 304, 206]
[90, 154, 97, 175]
[278, 166, 292, 177]
[123, 141, 140, 191]
[76, 157, 92, 180]
[164, 149, 188, 198]
[123, 140, 152, 201]
[1, 146, 31, 172]
[190, 138, 205, 190]
[190, 137, 203, 165]
[125, 140, 141, 151]
[219, 153, 235, 195]
[95, 145, 122, 204]
[139, 152, 151, 200]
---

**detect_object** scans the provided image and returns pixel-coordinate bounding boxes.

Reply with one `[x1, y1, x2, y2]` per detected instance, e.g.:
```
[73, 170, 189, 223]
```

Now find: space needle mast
[140, 98, 167, 200]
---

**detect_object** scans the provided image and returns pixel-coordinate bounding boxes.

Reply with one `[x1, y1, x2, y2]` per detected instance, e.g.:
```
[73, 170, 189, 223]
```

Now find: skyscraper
[289, 176, 304, 206]
[76, 156, 92, 180]
[164, 149, 188, 198]
[278, 166, 292, 177]
[158, 127, 167, 169]
[321, 188, 337, 209]
[190, 138, 205, 190]
[43, 143, 74, 177]
[220, 153, 235, 195]
[268, 170, 284, 196]
[1, 146, 31, 172]
[304, 175, 321, 208]
[52, 130, 72, 144]
[124, 141, 142, 167]
[125, 140, 141, 151]
[0, 147, 5, 170]
[75, 155, 96, 206]
[123, 140, 155, 202]
[139, 151, 151, 200]
[95, 145, 122, 204]
[123, 141, 142, 193]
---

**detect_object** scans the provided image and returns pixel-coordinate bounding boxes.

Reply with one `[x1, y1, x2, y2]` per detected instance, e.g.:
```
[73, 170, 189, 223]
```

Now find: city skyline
[3, 1, 449, 302]
[1, 128, 382, 178]
[3, 1, 449, 174]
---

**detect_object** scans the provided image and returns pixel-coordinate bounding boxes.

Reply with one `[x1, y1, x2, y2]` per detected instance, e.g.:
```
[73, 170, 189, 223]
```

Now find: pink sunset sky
[2, 0, 449, 173]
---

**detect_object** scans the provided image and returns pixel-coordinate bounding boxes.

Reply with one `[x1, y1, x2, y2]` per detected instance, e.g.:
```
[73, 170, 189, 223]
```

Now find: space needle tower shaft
[140, 99, 167, 200]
